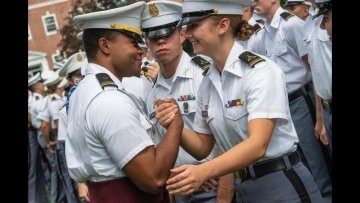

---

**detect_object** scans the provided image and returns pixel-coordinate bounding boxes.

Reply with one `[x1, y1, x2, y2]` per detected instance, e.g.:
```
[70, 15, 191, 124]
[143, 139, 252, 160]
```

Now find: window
[52, 52, 64, 63]
[42, 12, 59, 36]
[28, 25, 32, 40]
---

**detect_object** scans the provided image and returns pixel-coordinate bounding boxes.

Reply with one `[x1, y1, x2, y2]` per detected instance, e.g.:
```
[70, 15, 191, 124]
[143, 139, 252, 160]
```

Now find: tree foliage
[57, 0, 119, 58]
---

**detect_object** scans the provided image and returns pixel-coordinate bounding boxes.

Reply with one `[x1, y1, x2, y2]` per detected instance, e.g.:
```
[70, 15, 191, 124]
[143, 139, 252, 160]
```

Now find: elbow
[137, 177, 167, 194]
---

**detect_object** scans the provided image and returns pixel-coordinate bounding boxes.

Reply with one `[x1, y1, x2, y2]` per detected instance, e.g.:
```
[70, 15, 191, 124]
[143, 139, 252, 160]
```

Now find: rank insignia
[225, 99, 245, 108]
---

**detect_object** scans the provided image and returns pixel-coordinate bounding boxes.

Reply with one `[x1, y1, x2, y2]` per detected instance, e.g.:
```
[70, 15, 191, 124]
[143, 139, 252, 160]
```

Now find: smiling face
[183, 17, 219, 57]
[108, 32, 144, 78]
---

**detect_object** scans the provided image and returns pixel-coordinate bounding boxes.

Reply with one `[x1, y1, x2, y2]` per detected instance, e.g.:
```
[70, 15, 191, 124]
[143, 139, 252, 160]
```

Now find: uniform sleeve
[37, 103, 50, 122]
[284, 18, 308, 58]
[193, 79, 212, 135]
[48, 100, 62, 121]
[245, 63, 290, 121]
[86, 91, 154, 170]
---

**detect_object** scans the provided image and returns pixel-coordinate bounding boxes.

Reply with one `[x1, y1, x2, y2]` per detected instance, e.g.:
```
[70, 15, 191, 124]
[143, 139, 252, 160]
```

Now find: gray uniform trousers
[38, 131, 66, 203]
[289, 88, 332, 203]
[234, 161, 324, 203]
[174, 188, 217, 203]
[55, 140, 81, 203]
[28, 130, 46, 203]
[322, 108, 332, 153]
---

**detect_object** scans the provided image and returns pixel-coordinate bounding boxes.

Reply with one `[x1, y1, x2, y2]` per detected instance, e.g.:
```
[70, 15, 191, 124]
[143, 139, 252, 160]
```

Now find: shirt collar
[265, 7, 285, 30]
[155, 51, 193, 90]
[86, 63, 124, 90]
[222, 42, 245, 78]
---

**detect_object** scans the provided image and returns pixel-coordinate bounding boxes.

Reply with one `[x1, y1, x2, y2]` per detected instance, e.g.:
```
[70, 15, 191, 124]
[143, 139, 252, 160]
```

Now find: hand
[78, 183, 90, 202]
[314, 120, 322, 140]
[154, 98, 181, 129]
[319, 124, 329, 145]
[145, 62, 160, 82]
[47, 141, 56, 154]
[200, 178, 218, 192]
[166, 164, 206, 196]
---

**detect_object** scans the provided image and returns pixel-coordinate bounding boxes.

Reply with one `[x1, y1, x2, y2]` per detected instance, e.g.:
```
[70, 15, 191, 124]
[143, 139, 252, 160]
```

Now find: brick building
[28, 0, 74, 79]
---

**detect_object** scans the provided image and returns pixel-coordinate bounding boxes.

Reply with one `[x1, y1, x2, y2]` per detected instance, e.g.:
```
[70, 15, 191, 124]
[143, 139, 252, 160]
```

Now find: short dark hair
[82, 29, 121, 60]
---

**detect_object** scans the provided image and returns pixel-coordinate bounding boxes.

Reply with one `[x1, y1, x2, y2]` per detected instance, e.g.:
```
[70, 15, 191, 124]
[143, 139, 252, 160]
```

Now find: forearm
[181, 128, 215, 160]
[40, 121, 51, 144]
[315, 94, 323, 122]
[216, 173, 235, 203]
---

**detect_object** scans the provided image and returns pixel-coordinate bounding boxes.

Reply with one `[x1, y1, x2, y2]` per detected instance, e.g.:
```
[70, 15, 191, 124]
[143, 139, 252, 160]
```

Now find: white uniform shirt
[304, 15, 332, 100]
[263, 7, 311, 93]
[30, 93, 44, 129]
[244, 17, 266, 55]
[193, 42, 298, 161]
[146, 51, 217, 167]
[36, 95, 55, 128]
[48, 94, 65, 126]
[122, 76, 153, 114]
[67, 63, 154, 182]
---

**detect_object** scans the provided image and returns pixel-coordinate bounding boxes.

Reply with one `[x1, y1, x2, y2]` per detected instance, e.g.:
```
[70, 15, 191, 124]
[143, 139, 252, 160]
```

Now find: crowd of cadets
[27, 0, 332, 202]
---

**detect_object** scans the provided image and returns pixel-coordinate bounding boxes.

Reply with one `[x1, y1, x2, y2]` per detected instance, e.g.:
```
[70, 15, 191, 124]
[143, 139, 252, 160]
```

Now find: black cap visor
[178, 9, 218, 27]
[142, 21, 179, 39]
[313, 1, 332, 18]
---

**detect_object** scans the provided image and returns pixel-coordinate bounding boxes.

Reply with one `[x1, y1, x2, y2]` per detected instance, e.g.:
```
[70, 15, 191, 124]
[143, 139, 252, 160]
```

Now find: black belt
[234, 151, 301, 181]
[321, 99, 332, 111]
[288, 82, 312, 102]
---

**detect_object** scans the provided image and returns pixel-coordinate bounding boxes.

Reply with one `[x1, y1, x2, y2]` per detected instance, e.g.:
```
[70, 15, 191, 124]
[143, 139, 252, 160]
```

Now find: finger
[162, 112, 176, 126]
[155, 104, 177, 120]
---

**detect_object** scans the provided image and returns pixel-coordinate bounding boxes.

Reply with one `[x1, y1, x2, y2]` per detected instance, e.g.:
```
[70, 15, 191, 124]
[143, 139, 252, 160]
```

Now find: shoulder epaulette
[280, 12, 294, 21]
[35, 96, 40, 101]
[191, 56, 211, 76]
[59, 103, 66, 111]
[95, 73, 118, 89]
[253, 23, 262, 34]
[239, 51, 265, 68]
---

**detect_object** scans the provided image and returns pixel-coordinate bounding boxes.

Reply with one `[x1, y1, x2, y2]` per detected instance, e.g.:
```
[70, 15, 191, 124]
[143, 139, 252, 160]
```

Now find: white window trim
[28, 24, 32, 40]
[41, 13, 59, 36]
[52, 52, 63, 63]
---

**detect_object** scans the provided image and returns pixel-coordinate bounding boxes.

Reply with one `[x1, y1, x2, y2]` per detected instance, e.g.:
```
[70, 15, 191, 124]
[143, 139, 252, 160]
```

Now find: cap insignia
[76, 53, 82, 62]
[149, 3, 159, 17]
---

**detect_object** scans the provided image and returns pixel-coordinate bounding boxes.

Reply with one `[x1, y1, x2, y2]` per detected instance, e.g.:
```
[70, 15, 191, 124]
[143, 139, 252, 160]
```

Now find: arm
[40, 120, 56, 153]
[166, 118, 275, 196]
[77, 182, 90, 202]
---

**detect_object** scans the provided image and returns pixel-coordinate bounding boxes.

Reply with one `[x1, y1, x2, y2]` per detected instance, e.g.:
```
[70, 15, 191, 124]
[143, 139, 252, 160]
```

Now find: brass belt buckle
[322, 100, 331, 110]
[234, 168, 247, 179]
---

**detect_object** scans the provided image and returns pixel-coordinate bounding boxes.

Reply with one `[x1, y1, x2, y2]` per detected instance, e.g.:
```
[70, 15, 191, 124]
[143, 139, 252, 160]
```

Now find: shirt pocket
[224, 105, 248, 121]
[274, 43, 288, 56]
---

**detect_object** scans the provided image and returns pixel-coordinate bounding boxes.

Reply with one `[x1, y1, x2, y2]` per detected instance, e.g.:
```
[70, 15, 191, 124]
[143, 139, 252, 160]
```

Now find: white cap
[284, 0, 311, 7]
[58, 77, 69, 88]
[43, 71, 62, 87]
[141, 1, 182, 39]
[28, 72, 41, 87]
[73, 1, 146, 42]
[59, 52, 87, 77]
[179, 0, 252, 26]
[41, 70, 55, 82]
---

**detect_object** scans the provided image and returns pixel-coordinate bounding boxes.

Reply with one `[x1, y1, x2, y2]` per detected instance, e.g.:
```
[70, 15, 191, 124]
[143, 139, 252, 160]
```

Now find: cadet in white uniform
[253, 0, 332, 200]
[141, 1, 225, 202]
[57, 52, 88, 203]
[37, 71, 67, 203]
[164, 1, 324, 202]
[67, 3, 184, 202]
[28, 73, 47, 203]
[311, 0, 332, 150]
